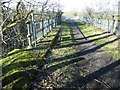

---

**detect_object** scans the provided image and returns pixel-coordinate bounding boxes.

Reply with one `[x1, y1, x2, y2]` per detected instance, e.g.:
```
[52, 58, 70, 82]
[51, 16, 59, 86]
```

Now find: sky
[60, 0, 93, 12]
[2, 0, 119, 12]
[59, 0, 119, 12]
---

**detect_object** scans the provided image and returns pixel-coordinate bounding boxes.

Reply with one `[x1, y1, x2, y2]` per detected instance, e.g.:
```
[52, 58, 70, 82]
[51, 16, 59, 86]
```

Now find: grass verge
[77, 21, 120, 60]
[1, 25, 61, 90]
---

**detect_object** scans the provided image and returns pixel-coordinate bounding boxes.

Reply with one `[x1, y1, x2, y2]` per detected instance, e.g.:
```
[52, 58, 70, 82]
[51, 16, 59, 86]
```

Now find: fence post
[51, 16, 53, 29]
[31, 13, 37, 47]
[48, 18, 50, 32]
[53, 16, 55, 28]
[42, 18, 44, 37]
[48, 14, 51, 32]
[27, 21, 32, 48]
[113, 19, 120, 35]
[44, 18, 46, 35]
[108, 19, 110, 32]
[112, 15, 115, 33]
[55, 13, 57, 27]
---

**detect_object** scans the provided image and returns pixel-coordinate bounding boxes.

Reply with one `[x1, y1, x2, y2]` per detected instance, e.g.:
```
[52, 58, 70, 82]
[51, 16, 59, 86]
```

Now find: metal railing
[79, 16, 120, 35]
[27, 12, 62, 47]
[2, 11, 62, 56]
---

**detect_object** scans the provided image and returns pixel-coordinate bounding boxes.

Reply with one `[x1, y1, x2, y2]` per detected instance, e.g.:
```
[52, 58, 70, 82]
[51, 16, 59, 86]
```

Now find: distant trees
[80, 0, 120, 34]
[82, 0, 119, 19]
[72, 9, 78, 16]
[84, 6, 95, 18]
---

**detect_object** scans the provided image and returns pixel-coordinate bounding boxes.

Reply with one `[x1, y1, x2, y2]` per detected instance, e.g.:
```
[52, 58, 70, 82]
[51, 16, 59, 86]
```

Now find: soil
[29, 20, 120, 89]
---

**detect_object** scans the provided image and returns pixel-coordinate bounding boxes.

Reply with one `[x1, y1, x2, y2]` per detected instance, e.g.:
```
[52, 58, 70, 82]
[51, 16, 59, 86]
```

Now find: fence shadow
[51, 20, 119, 64]
[47, 57, 85, 72]
[34, 20, 120, 89]
[45, 20, 119, 68]
[2, 23, 64, 89]
[64, 59, 120, 88]
[3, 45, 48, 58]
[74, 20, 87, 40]
[54, 32, 113, 49]
[2, 56, 41, 89]
[52, 37, 120, 63]
[57, 31, 108, 43]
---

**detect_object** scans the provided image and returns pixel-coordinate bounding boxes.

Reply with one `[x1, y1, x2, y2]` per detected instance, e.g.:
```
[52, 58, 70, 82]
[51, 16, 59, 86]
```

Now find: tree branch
[2, 10, 33, 32]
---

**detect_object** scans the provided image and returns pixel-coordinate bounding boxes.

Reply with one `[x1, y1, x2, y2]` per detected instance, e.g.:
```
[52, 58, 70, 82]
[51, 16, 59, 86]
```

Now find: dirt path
[63, 19, 120, 88]
[30, 20, 120, 89]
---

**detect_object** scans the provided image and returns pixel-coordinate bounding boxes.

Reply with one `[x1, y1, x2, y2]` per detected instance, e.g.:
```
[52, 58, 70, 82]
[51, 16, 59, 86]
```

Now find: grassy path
[31, 20, 120, 89]
[1, 20, 120, 89]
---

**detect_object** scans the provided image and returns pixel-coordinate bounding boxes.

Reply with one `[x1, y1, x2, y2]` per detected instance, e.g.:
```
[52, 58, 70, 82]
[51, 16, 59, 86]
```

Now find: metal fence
[79, 16, 120, 35]
[2, 11, 62, 56]
[27, 12, 62, 47]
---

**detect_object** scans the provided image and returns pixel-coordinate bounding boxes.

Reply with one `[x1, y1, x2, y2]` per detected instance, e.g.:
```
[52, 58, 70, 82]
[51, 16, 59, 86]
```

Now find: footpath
[30, 20, 120, 89]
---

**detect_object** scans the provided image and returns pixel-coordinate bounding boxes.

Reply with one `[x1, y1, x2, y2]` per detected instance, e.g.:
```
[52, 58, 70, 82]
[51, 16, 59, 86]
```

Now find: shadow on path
[55, 33, 113, 49]
[30, 20, 120, 89]
[69, 19, 87, 40]
[57, 31, 108, 43]
[53, 37, 119, 64]
[64, 60, 120, 88]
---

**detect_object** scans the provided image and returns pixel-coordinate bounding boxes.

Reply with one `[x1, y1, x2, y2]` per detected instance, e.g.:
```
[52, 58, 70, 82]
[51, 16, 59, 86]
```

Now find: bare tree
[0, 0, 33, 45]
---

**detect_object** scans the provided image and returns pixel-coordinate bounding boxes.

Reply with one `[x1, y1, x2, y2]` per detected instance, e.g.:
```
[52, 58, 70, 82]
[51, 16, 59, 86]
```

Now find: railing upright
[31, 13, 37, 47]
[27, 21, 32, 48]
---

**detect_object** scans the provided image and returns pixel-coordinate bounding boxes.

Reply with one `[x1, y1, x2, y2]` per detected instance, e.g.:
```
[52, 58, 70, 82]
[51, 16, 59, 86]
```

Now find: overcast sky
[60, 0, 119, 12]
[3, 0, 119, 12]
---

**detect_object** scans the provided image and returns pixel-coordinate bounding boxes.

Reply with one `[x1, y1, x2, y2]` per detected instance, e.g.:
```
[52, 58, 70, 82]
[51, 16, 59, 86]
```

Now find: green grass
[47, 22, 77, 80]
[1, 26, 61, 90]
[77, 21, 120, 60]
[53, 22, 75, 56]
[2, 20, 119, 89]
[1, 50, 43, 90]
[60, 23, 74, 45]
